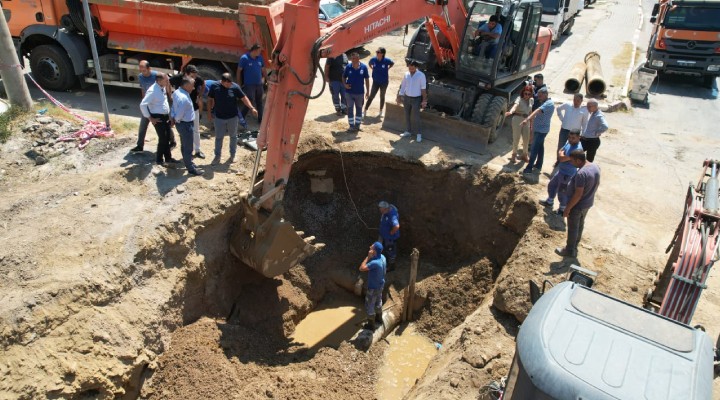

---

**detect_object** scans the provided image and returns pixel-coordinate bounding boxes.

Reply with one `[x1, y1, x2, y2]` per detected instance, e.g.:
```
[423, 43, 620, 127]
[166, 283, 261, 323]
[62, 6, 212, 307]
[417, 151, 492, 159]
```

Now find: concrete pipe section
[564, 62, 587, 93]
[584, 51, 607, 97]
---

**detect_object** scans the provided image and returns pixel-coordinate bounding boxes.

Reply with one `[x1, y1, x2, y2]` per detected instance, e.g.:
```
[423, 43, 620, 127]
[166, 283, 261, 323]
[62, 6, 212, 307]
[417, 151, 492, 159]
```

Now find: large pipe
[350, 305, 402, 351]
[584, 52, 606, 97]
[564, 62, 587, 93]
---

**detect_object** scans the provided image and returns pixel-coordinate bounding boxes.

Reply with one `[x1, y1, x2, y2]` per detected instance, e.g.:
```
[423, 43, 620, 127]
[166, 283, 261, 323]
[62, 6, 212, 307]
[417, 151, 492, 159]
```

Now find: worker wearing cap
[359, 241, 387, 330]
[237, 44, 267, 124]
[378, 201, 400, 271]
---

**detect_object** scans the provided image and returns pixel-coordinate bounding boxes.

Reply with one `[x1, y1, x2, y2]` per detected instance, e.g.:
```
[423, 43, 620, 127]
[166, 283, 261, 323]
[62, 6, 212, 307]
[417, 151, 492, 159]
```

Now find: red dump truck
[4, 0, 286, 90]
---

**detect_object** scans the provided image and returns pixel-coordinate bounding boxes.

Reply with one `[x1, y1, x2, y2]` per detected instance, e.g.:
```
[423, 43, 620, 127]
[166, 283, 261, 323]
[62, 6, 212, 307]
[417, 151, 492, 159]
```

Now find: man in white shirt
[396, 61, 427, 143]
[554, 93, 588, 166]
[139, 72, 176, 166]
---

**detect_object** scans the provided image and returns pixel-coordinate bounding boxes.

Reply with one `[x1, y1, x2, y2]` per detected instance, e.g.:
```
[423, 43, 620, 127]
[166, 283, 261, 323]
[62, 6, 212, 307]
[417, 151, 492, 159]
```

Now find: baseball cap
[373, 241, 384, 254]
[184, 64, 199, 74]
[378, 201, 390, 208]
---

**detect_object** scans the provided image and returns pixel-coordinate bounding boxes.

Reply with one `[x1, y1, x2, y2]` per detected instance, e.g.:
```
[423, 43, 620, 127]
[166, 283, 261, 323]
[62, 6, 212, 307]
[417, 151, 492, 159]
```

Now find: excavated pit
[139, 151, 536, 398]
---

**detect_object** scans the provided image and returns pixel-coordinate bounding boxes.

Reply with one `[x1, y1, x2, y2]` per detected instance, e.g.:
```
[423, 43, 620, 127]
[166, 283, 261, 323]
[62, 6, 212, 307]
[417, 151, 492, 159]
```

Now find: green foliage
[0, 106, 29, 143]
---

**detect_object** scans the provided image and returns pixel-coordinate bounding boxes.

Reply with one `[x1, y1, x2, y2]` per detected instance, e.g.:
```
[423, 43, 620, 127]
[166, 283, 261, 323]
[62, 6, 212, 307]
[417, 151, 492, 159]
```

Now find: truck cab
[646, 0, 720, 87]
[500, 281, 714, 399]
[539, 0, 580, 43]
[318, 0, 348, 21]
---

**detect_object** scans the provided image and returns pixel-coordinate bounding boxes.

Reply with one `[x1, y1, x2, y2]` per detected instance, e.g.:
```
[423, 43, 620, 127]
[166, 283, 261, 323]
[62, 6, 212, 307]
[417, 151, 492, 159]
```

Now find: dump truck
[646, 0, 720, 88]
[4, 0, 344, 91]
[539, 0, 581, 43]
[227, 0, 551, 277]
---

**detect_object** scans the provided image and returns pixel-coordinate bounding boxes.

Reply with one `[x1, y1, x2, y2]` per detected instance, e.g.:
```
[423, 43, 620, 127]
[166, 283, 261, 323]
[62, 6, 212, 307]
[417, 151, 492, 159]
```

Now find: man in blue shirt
[378, 200, 400, 271]
[540, 130, 583, 213]
[171, 76, 203, 176]
[237, 44, 266, 124]
[207, 73, 258, 165]
[364, 47, 394, 116]
[359, 241, 387, 330]
[474, 15, 503, 59]
[342, 52, 370, 132]
[131, 60, 157, 153]
[521, 87, 554, 174]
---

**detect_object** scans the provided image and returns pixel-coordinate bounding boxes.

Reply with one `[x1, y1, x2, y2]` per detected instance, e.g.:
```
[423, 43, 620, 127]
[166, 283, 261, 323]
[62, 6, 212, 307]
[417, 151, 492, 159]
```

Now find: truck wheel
[196, 64, 225, 82]
[29, 44, 77, 91]
[470, 93, 493, 123]
[564, 19, 574, 35]
[482, 96, 508, 143]
[702, 75, 716, 89]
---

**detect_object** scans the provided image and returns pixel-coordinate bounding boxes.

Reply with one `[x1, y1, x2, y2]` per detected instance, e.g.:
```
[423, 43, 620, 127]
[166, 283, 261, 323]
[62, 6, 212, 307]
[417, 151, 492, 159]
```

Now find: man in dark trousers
[378, 200, 400, 271]
[171, 76, 203, 176]
[170, 64, 205, 159]
[237, 44, 266, 124]
[325, 52, 348, 116]
[580, 99, 608, 162]
[365, 47, 394, 116]
[207, 73, 258, 165]
[131, 60, 157, 152]
[557, 150, 601, 258]
[359, 241, 387, 330]
[139, 72, 175, 166]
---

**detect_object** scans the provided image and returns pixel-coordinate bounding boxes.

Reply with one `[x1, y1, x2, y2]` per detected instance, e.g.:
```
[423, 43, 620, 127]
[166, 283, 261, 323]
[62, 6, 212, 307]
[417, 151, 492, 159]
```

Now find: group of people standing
[132, 44, 266, 176]
[505, 74, 606, 259]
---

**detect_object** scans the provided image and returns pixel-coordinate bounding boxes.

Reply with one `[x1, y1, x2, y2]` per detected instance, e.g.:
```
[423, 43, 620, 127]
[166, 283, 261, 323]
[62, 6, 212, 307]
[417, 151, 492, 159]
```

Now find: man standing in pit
[554, 93, 588, 167]
[378, 201, 400, 271]
[324, 52, 348, 116]
[171, 76, 203, 176]
[237, 44, 266, 124]
[131, 60, 157, 153]
[342, 52, 370, 131]
[397, 61, 427, 143]
[170, 64, 205, 159]
[207, 73, 258, 165]
[364, 47, 394, 116]
[139, 72, 175, 166]
[580, 99, 608, 162]
[359, 241, 387, 330]
[557, 150, 600, 258]
[521, 87, 554, 174]
[540, 130, 583, 214]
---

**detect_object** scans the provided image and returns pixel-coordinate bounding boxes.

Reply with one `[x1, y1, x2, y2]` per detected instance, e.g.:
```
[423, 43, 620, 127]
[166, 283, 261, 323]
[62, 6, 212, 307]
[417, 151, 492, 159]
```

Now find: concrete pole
[0, 5, 33, 109]
[81, 0, 110, 128]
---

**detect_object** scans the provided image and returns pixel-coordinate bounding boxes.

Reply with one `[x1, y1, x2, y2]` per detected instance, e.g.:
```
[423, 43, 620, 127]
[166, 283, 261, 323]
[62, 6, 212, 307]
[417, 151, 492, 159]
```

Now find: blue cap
[373, 241, 383, 254]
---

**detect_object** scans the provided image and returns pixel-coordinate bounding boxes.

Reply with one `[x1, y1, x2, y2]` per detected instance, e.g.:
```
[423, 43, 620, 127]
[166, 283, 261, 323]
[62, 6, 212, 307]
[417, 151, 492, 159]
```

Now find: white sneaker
[416, 134, 422, 143]
[400, 131, 411, 138]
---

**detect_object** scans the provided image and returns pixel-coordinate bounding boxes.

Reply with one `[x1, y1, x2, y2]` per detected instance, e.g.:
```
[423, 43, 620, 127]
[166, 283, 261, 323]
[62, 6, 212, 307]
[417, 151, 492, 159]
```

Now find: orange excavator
[229, 0, 552, 277]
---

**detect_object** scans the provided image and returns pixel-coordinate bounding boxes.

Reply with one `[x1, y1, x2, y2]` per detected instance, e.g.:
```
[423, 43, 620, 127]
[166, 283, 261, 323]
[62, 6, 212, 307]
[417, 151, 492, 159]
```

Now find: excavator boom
[230, 0, 463, 277]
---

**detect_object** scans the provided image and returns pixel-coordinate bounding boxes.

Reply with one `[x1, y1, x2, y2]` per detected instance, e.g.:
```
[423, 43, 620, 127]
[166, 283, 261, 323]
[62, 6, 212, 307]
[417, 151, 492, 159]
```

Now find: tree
[0, 5, 33, 109]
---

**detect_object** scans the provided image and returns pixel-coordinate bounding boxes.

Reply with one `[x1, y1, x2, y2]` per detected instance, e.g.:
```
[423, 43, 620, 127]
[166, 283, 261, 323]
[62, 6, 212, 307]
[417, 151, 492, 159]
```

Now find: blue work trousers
[379, 236, 397, 264]
[241, 84, 264, 123]
[547, 172, 573, 209]
[524, 131, 548, 172]
[365, 287, 383, 316]
[346, 93, 364, 128]
[329, 81, 347, 111]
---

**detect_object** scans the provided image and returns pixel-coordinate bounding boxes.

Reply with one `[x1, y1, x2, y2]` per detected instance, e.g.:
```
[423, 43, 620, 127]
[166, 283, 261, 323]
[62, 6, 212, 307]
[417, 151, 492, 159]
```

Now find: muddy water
[377, 325, 437, 400]
[291, 291, 366, 349]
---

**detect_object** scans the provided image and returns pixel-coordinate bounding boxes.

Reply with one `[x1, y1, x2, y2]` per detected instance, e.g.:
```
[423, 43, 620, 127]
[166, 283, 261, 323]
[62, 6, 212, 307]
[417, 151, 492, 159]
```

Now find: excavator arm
[230, 0, 465, 277]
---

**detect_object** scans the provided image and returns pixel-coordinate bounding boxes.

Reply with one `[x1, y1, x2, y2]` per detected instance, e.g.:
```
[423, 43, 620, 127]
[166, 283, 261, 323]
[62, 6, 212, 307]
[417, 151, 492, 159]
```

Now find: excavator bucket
[229, 195, 320, 278]
[383, 103, 492, 154]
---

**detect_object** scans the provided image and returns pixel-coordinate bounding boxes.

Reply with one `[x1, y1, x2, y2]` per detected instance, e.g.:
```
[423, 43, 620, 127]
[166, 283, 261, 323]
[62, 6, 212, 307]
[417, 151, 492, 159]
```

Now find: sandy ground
[1, 0, 719, 397]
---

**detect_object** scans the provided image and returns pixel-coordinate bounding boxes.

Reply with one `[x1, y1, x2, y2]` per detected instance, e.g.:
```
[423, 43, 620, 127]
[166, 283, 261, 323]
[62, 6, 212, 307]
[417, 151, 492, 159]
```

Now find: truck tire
[29, 44, 77, 91]
[563, 18, 574, 35]
[470, 93, 493, 123]
[196, 64, 225, 82]
[481, 96, 508, 143]
[702, 75, 716, 89]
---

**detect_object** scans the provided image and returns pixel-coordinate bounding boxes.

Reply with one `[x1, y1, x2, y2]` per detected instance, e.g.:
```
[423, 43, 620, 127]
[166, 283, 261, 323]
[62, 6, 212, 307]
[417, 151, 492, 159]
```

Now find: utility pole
[0, 5, 33, 109]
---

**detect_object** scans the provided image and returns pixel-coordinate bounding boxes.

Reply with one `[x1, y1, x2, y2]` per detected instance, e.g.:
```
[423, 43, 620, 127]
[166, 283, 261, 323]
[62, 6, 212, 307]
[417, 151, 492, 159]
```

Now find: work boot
[555, 247, 577, 258]
[363, 318, 376, 330]
[375, 309, 383, 325]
